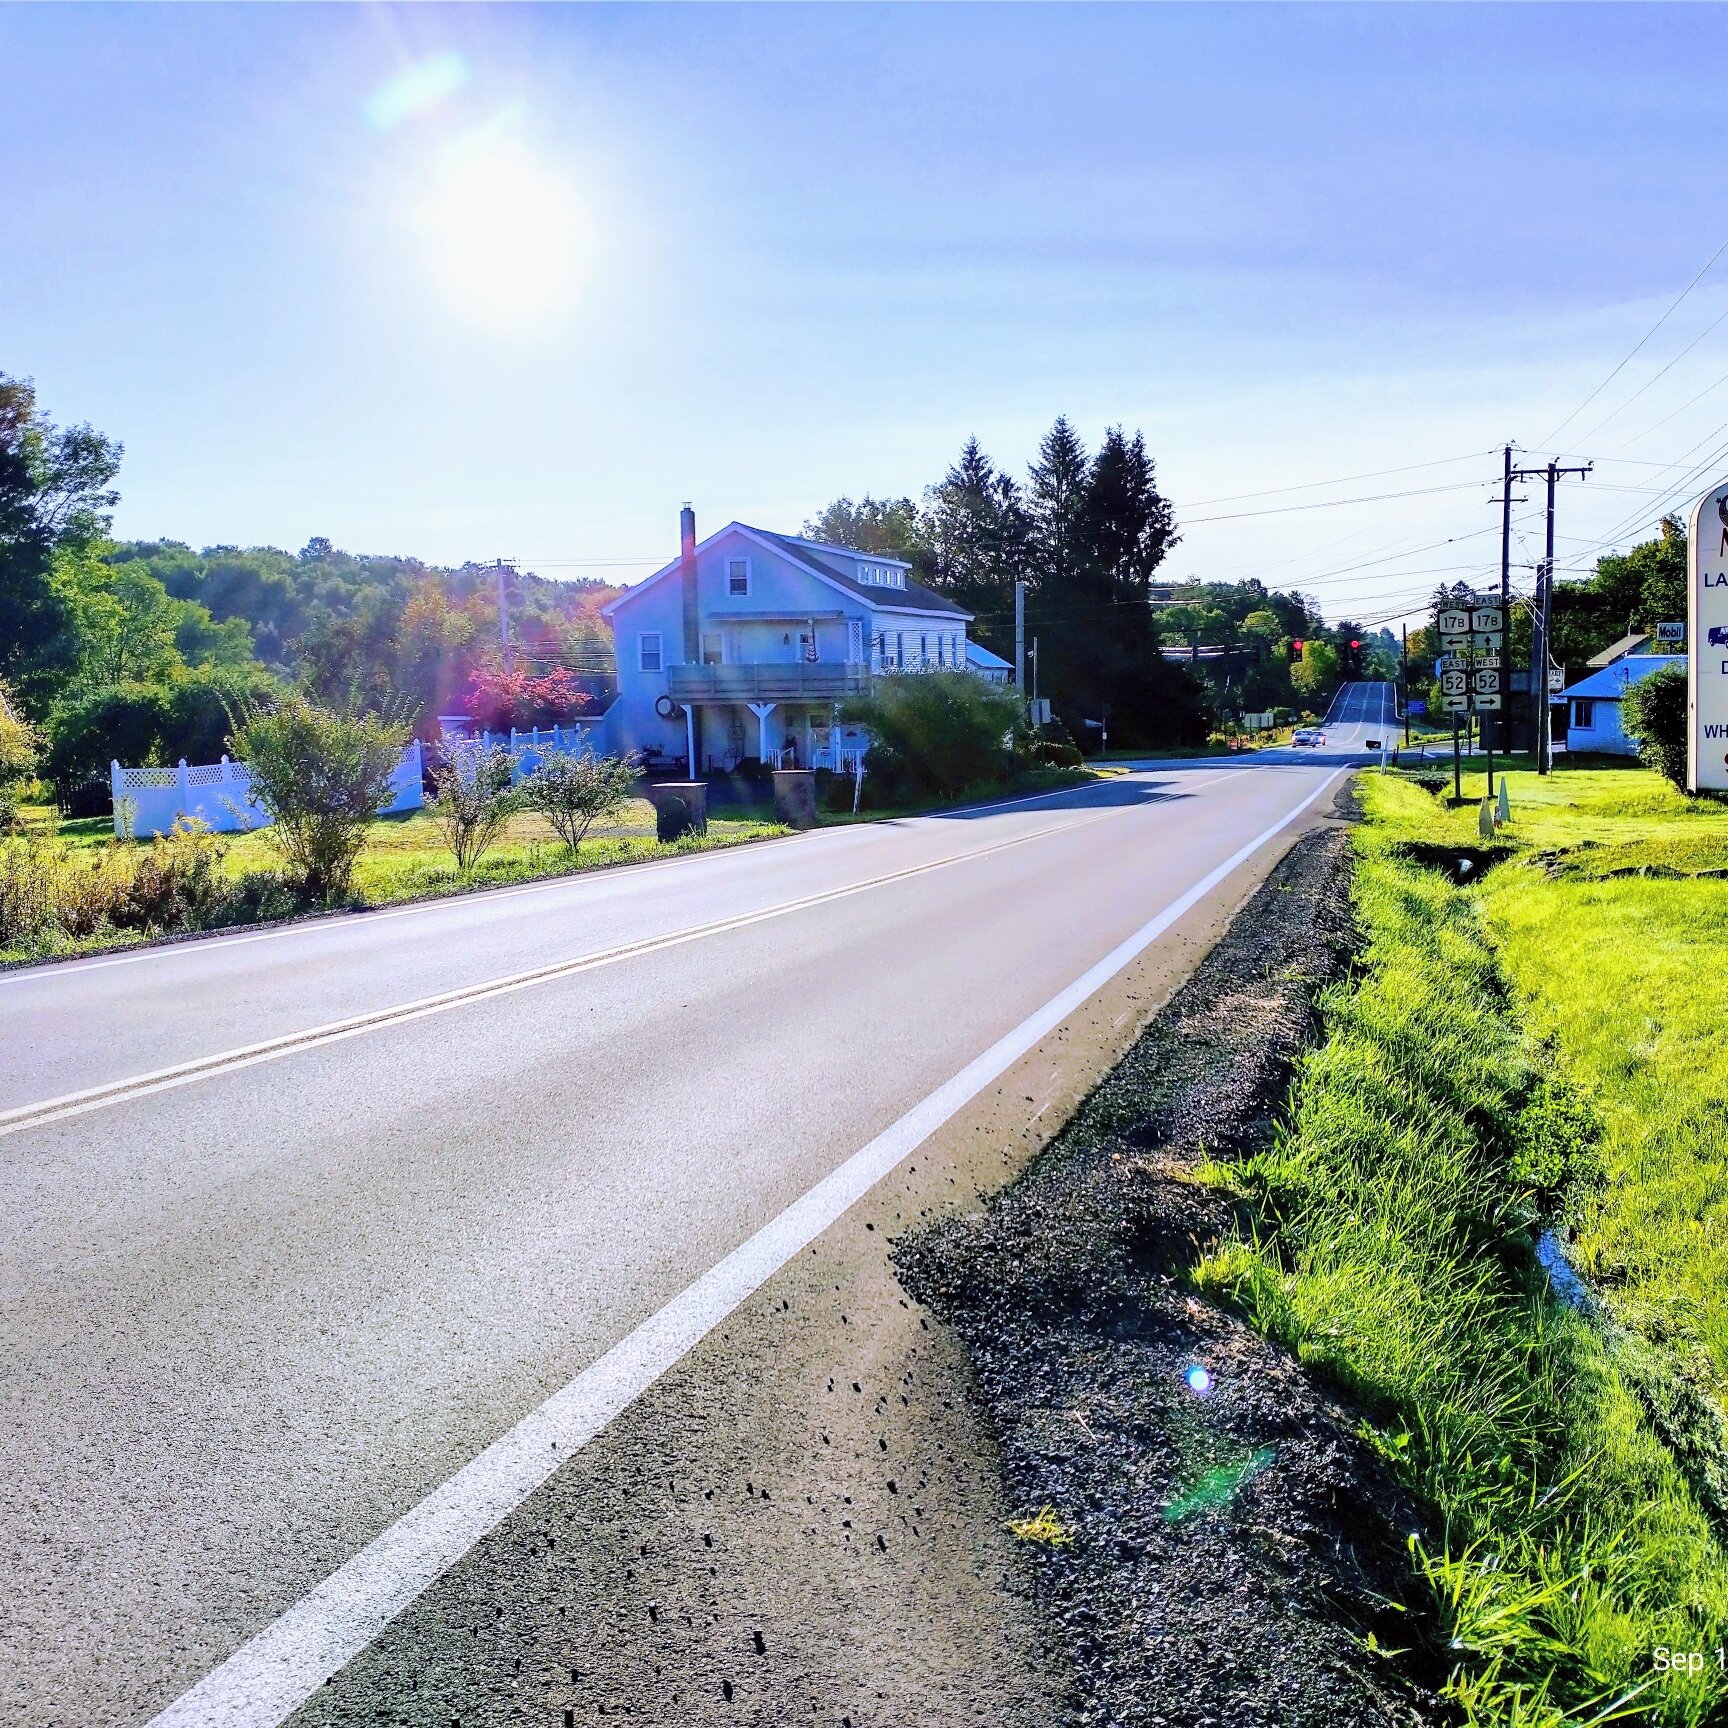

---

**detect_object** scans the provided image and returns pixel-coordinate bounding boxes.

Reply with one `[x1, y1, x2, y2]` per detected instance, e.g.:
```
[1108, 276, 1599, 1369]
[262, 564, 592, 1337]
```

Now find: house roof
[1559, 654, 1684, 701]
[1586, 631, 1652, 668]
[747, 528, 969, 618]
[966, 640, 1012, 671]
[601, 520, 970, 621]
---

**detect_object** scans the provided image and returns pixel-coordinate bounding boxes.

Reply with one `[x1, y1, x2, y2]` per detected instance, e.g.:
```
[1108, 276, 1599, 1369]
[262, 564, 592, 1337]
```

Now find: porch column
[686, 704, 698, 777]
[747, 700, 777, 763]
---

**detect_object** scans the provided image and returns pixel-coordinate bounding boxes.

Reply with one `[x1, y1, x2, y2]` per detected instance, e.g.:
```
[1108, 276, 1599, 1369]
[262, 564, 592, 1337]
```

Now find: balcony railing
[666, 662, 873, 702]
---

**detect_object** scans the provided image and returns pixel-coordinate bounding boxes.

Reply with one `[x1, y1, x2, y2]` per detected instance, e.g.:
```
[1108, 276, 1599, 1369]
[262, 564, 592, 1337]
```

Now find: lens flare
[1184, 1363, 1213, 1396]
[414, 124, 590, 329]
[365, 52, 471, 131]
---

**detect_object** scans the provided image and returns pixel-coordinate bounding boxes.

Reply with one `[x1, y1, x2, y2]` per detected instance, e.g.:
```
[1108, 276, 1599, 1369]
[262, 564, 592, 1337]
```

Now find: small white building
[1557, 654, 1683, 756]
[600, 509, 977, 774]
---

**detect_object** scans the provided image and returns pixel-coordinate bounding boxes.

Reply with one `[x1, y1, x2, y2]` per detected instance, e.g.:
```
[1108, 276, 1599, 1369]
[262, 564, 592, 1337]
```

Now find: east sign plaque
[1687, 481, 1728, 793]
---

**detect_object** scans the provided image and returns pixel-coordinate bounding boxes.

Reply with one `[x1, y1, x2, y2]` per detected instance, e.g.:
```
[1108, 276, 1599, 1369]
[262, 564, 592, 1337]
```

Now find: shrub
[115, 818, 230, 931]
[1622, 662, 1688, 789]
[518, 748, 639, 852]
[841, 670, 1026, 800]
[229, 694, 410, 901]
[429, 740, 520, 874]
[0, 683, 40, 830]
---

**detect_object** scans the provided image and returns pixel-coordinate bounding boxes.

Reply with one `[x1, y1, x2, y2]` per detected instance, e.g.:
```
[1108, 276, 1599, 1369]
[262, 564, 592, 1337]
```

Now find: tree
[429, 740, 520, 874]
[0, 375, 123, 712]
[1290, 640, 1340, 701]
[1025, 416, 1092, 600]
[841, 670, 1026, 800]
[518, 748, 639, 852]
[920, 440, 1030, 657]
[228, 695, 410, 900]
[1622, 663, 1688, 789]
[803, 496, 932, 573]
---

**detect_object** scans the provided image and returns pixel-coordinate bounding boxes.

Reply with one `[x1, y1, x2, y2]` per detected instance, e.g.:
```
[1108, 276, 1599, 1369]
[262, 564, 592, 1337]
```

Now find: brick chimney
[679, 503, 699, 664]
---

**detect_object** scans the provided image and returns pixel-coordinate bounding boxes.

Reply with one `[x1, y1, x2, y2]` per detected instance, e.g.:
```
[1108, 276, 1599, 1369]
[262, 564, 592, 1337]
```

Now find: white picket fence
[110, 742, 424, 839]
[436, 718, 609, 779]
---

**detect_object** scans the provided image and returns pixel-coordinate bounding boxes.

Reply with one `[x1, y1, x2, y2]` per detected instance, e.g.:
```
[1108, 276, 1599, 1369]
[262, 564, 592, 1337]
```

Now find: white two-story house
[600, 508, 977, 774]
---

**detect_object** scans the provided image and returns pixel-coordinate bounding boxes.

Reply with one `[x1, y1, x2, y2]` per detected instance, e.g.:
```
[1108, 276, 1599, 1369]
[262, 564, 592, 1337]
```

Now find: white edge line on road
[0, 771, 1157, 987]
[142, 766, 1343, 1728]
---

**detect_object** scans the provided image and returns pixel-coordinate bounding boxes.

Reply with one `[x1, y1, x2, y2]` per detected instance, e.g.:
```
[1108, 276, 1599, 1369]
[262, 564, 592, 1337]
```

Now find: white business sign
[1687, 481, 1728, 792]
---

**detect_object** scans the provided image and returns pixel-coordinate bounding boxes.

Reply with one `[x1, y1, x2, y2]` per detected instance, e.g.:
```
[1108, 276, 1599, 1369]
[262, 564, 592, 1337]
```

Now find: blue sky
[4, 2, 1727, 627]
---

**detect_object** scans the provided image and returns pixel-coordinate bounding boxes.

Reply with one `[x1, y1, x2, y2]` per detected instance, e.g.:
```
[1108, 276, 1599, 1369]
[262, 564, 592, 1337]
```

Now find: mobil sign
[1689, 481, 1728, 791]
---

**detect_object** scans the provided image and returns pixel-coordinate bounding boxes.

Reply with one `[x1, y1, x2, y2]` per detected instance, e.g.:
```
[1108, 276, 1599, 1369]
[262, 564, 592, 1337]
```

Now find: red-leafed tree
[463, 664, 593, 730]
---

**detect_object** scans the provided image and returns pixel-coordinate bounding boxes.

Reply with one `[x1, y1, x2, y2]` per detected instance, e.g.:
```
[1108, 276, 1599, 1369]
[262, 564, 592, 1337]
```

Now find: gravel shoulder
[898, 816, 1445, 1727]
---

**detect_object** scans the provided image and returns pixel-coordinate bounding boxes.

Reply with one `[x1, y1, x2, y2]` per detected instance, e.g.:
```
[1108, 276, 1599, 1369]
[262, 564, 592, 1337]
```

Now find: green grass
[1195, 765, 1728, 1725]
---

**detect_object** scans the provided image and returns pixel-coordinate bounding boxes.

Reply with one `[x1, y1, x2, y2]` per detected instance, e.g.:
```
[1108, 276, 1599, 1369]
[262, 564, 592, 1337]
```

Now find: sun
[415, 129, 590, 329]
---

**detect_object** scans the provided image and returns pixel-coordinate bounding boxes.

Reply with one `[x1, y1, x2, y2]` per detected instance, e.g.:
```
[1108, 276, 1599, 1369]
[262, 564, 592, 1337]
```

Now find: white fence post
[177, 758, 191, 821]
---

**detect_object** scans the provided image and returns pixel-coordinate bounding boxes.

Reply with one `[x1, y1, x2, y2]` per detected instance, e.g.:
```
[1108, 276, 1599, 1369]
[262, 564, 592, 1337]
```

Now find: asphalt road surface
[0, 754, 1351, 1727]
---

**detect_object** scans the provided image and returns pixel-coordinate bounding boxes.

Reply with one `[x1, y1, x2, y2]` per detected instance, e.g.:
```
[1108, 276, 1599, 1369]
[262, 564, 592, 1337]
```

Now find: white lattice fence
[111, 743, 423, 838]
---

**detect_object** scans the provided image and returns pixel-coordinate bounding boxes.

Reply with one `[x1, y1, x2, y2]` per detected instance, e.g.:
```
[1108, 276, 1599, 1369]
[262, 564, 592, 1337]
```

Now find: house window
[1571, 698, 1595, 729]
[727, 558, 750, 596]
[937, 635, 946, 666]
[701, 632, 723, 666]
[638, 632, 662, 673]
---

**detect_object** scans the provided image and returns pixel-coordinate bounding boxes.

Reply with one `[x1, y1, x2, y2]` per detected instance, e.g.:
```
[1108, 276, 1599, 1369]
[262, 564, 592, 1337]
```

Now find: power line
[1177, 449, 1493, 508]
[1182, 478, 1487, 525]
[1542, 233, 1728, 447]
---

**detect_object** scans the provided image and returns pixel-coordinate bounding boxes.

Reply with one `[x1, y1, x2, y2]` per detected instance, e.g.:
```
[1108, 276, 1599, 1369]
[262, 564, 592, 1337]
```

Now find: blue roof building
[1557, 654, 1683, 756]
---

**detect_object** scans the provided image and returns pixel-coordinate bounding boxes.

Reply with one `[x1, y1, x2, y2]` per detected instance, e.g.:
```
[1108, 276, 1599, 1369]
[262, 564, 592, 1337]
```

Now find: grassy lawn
[1197, 763, 1728, 1725]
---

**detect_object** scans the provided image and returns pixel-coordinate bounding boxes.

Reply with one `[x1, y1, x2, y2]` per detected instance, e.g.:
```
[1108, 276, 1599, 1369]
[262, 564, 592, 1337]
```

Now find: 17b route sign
[1688, 482, 1728, 791]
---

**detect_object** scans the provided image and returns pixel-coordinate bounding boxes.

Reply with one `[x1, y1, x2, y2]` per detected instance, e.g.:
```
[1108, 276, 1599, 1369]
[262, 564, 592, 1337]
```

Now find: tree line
[806, 416, 1355, 746]
[0, 374, 616, 799]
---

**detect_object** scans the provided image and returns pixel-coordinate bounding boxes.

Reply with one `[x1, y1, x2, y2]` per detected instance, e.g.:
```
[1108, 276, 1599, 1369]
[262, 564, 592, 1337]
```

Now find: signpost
[1687, 484, 1728, 793]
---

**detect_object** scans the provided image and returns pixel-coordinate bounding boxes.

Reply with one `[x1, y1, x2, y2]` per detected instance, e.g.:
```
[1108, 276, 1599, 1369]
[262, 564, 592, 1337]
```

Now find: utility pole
[494, 560, 516, 671]
[1031, 636, 1039, 705]
[1511, 460, 1591, 774]
[1495, 444, 1515, 754]
[1014, 580, 1026, 692]
[1401, 622, 1411, 746]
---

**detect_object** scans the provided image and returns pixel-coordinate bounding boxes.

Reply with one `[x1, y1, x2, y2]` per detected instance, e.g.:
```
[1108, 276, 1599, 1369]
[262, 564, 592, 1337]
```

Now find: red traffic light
[1350, 639, 1361, 649]
[1292, 639, 1305, 656]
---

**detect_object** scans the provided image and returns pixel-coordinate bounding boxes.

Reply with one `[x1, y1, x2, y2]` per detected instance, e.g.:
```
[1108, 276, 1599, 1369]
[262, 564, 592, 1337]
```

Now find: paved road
[0, 758, 1343, 1726]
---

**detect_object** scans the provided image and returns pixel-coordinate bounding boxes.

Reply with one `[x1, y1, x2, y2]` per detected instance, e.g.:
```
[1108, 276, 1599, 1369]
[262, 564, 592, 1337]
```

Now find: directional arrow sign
[1442, 695, 1469, 712]
[1472, 693, 1503, 710]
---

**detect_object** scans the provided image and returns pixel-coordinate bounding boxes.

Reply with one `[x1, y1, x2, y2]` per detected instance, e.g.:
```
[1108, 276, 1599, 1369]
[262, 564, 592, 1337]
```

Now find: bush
[1622, 662, 1688, 789]
[0, 683, 39, 830]
[115, 818, 230, 931]
[44, 666, 280, 798]
[841, 670, 1026, 800]
[429, 740, 520, 874]
[517, 747, 638, 852]
[229, 695, 410, 900]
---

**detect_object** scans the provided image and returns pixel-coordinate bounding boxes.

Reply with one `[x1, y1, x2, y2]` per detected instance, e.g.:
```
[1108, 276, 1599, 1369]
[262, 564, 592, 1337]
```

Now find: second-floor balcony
[666, 662, 874, 702]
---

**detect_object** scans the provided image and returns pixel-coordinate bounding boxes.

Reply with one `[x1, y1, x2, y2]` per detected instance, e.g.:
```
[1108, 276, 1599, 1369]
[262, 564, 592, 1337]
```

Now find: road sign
[1441, 695, 1469, 713]
[1657, 620, 1685, 642]
[1408, 698, 1427, 715]
[1472, 693, 1502, 711]
[1687, 481, 1728, 792]
[1439, 633, 1470, 653]
[1548, 667, 1566, 692]
[1471, 605, 1504, 635]
[1441, 671, 1466, 697]
[1472, 667, 1501, 694]
[1471, 631, 1500, 651]
[1437, 607, 1470, 636]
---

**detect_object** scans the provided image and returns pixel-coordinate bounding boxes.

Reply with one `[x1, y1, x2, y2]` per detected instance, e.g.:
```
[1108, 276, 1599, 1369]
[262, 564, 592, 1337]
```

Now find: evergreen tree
[921, 438, 1030, 659]
[1025, 415, 1091, 600]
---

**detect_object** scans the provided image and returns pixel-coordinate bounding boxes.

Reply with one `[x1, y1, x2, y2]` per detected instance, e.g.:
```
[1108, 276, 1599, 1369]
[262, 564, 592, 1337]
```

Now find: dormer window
[727, 557, 750, 596]
[855, 560, 903, 588]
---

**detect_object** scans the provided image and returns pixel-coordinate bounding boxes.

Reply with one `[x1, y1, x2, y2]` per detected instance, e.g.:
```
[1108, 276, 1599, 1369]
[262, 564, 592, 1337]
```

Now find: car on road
[1292, 729, 1326, 747]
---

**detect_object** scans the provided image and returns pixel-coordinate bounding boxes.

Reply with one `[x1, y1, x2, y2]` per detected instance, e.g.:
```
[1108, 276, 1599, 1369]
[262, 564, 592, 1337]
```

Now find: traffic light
[1292, 639, 1305, 660]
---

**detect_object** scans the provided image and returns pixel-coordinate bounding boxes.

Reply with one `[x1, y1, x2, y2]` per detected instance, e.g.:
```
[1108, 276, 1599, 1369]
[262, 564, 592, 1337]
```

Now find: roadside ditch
[896, 816, 1444, 1728]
